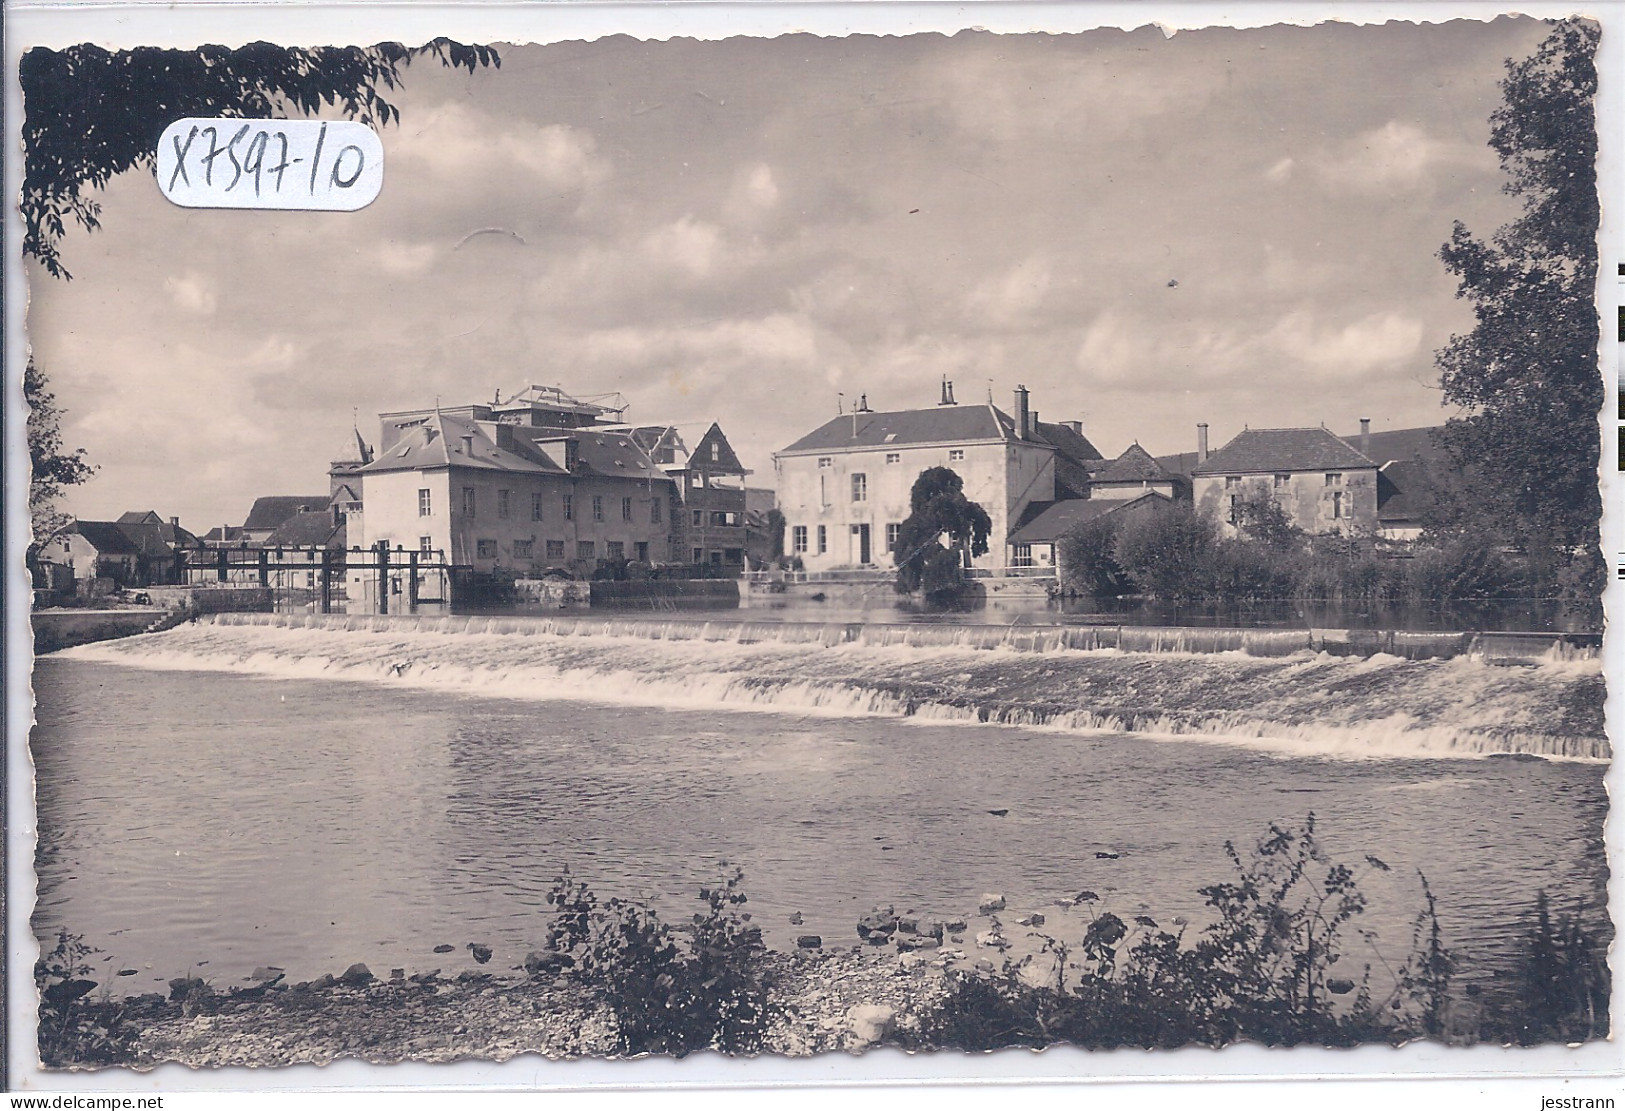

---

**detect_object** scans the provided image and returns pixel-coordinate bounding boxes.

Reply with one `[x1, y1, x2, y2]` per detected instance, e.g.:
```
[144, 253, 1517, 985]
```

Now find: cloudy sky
[27, 18, 1552, 529]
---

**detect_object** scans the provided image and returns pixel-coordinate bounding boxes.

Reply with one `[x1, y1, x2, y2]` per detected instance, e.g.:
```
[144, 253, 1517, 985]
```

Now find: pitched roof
[1377, 459, 1434, 523]
[264, 510, 344, 548]
[781, 405, 1016, 453]
[1193, 427, 1375, 476]
[244, 495, 333, 530]
[364, 413, 555, 476]
[1357, 426, 1445, 466]
[67, 520, 142, 555]
[1094, 443, 1176, 484]
[687, 423, 749, 475]
[202, 525, 250, 544]
[117, 510, 161, 525]
[1007, 492, 1170, 544]
[1031, 420, 1104, 464]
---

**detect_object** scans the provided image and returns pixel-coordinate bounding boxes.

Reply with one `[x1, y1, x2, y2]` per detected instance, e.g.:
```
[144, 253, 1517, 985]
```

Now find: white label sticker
[155, 119, 383, 211]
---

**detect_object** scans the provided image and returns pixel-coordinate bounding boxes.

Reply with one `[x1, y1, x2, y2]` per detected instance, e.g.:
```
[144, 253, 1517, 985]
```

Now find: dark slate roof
[781, 405, 1015, 453]
[265, 510, 343, 548]
[1155, 450, 1199, 478]
[244, 495, 333, 530]
[1356, 426, 1445, 465]
[1031, 420, 1104, 463]
[1094, 443, 1176, 483]
[1193, 428, 1375, 476]
[688, 423, 749, 474]
[68, 520, 142, 555]
[521, 427, 667, 481]
[364, 413, 554, 476]
[117, 510, 161, 525]
[202, 525, 249, 544]
[1007, 493, 1170, 544]
[1377, 460, 1434, 523]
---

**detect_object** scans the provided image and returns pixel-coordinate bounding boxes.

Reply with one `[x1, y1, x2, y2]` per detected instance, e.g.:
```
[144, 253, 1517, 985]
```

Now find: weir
[202, 611, 1596, 662]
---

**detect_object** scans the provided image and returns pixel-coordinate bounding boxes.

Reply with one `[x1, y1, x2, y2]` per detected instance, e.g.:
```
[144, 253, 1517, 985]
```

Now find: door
[854, 523, 871, 564]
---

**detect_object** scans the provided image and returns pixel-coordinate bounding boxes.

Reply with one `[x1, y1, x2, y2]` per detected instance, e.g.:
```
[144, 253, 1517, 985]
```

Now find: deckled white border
[4, 0, 1620, 1098]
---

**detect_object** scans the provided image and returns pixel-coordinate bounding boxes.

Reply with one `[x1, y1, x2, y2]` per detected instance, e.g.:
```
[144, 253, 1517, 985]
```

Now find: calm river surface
[30, 622, 1608, 995]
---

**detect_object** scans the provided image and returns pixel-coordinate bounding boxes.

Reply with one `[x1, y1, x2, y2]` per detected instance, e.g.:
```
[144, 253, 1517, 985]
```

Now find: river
[30, 614, 1609, 1003]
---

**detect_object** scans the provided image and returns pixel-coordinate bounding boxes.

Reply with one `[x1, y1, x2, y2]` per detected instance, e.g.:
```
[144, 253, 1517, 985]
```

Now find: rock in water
[433, 944, 455, 954]
[788, 911, 804, 925]
[1018, 913, 1046, 928]
[339, 963, 374, 986]
[976, 930, 1011, 950]
[978, 894, 1006, 914]
[796, 935, 823, 949]
[468, 943, 493, 965]
[846, 1004, 896, 1047]
[856, 908, 897, 940]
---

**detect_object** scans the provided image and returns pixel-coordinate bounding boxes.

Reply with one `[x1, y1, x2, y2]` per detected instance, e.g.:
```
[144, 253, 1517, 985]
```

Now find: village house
[1192, 424, 1381, 535]
[1005, 491, 1171, 575]
[630, 422, 752, 570]
[49, 520, 142, 588]
[774, 382, 1102, 572]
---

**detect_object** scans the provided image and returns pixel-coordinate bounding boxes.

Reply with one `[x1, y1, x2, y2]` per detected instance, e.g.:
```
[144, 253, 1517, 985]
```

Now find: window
[816, 525, 827, 554]
[692, 509, 704, 527]
[1225, 476, 1240, 491]
[1325, 472, 1343, 486]
[692, 547, 704, 563]
[476, 538, 497, 559]
[497, 489, 511, 519]
[418, 489, 432, 517]
[948, 449, 965, 462]
[1012, 544, 1033, 568]
[709, 550, 723, 567]
[577, 541, 596, 560]
[546, 540, 565, 560]
[1331, 491, 1345, 519]
[725, 548, 743, 564]
[711, 443, 720, 462]
[531, 492, 544, 521]
[1274, 474, 1290, 490]
[886, 453, 901, 464]
[419, 535, 433, 553]
[622, 497, 633, 522]
[886, 522, 900, 551]
[651, 498, 662, 524]
[592, 496, 604, 522]
[462, 487, 477, 516]
[710, 510, 740, 527]
[817, 456, 833, 468]
[562, 495, 574, 521]
[607, 540, 625, 560]
[792, 525, 808, 553]
[513, 539, 534, 559]
[1228, 495, 1240, 525]
[635, 542, 649, 562]
[851, 473, 867, 502]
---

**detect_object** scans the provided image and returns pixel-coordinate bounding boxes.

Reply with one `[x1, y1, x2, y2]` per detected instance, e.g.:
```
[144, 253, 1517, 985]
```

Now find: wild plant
[34, 929, 137, 1067]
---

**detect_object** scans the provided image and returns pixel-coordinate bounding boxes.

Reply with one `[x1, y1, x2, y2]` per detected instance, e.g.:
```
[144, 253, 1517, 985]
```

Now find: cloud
[390, 103, 611, 193]
[1309, 120, 1473, 195]
[163, 273, 216, 315]
[1266, 309, 1425, 375]
[966, 256, 1052, 329]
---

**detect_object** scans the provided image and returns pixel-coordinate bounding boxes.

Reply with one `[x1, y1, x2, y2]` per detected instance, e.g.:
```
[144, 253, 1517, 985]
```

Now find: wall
[777, 438, 1051, 572]
[1194, 468, 1378, 535]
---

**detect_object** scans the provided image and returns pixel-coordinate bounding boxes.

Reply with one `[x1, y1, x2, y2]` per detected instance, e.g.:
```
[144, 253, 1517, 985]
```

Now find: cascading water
[60, 611, 1609, 761]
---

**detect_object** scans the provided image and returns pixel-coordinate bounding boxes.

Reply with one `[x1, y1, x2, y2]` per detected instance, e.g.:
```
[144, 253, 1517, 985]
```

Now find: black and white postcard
[7, 1, 1620, 1099]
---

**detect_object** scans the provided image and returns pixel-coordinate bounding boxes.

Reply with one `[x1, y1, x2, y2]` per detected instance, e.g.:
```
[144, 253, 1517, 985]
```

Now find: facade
[632, 423, 752, 570]
[1192, 426, 1380, 535]
[774, 384, 1101, 572]
[52, 520, 142, 585]
[241, 495, 334, 545]
[355, 409, 675, 579]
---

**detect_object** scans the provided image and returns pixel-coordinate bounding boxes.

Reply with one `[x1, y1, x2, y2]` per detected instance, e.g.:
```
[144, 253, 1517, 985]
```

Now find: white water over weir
[80, 610, 1598, 761]
[205, 611, 1596, 662]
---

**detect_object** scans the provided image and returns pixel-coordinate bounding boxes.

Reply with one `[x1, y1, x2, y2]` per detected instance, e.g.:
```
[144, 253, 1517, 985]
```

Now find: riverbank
[62, 946, 950, 1068]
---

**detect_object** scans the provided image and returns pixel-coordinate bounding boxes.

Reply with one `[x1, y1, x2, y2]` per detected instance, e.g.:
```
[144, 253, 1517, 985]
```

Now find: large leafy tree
[25, 359, 95, 559]
[892, 467, 992, 595]
[1434, 19, 1600, 586]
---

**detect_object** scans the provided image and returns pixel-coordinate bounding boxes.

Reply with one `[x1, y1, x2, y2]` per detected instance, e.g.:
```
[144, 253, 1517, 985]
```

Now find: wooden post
[258, 550, 270, 588]
[217, 547, 228, 583]
[408, 550, 420, 613]
[319, 549, 332, 615]
[376, 540, 390, 616]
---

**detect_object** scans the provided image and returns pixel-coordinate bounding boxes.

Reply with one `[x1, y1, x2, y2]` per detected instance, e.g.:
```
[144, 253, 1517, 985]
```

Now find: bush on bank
[35, 819, 1609, 1065]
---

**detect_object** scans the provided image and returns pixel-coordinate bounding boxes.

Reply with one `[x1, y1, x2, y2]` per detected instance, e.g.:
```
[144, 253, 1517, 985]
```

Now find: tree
[21, 39, 500, 278]
[1110, 502, 1217, 601]
[1434, 19, 1600, 591]
[25, 358, 96, 560]
[1232, 493, 1304, 554]
[892, 467, 992, 595]
[1056, 515, 1132, 598]
[765, 508, 786, 563]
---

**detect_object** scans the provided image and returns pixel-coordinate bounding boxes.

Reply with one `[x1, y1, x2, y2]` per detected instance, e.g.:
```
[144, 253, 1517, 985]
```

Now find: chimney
[939, 377, 957, 406]
[1197, 423, 1209, 464]
[1061, 420, 1083, 435]
[170, 517, 179, 529]
[1359, 418, 1371, 458]
[1030, 410, 1039, 432]
[1014, 385, 1031, 440]
[857, 393, 871, 413]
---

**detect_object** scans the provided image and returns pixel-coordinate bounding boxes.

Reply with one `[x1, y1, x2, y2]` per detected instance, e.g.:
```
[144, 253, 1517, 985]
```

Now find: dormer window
[711, 443, 720, 462]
